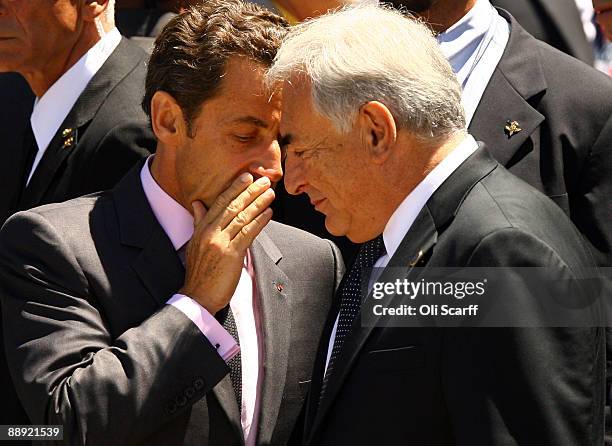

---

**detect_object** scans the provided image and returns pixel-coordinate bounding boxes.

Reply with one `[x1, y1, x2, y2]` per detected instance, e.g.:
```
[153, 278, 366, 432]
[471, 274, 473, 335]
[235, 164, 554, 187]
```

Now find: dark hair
[142, 0, 288, 135]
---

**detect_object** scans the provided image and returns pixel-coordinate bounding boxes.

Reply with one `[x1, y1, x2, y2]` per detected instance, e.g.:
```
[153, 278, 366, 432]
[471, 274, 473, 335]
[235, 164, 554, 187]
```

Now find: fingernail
[239, 173, 252, 183]
[256, 176, 271, 186]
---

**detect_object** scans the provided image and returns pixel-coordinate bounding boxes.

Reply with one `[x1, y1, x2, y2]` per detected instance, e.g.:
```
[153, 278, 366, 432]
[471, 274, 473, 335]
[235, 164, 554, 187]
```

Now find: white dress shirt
[325, 135, 480, 373]
[28, 28, 122, 184]
[140, 158, 262, 445]
[437, 0, 510, 126]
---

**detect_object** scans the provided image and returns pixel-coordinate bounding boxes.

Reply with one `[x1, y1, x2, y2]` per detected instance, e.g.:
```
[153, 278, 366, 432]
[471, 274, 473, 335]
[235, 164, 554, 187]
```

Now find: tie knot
[360, 234, 386, 269]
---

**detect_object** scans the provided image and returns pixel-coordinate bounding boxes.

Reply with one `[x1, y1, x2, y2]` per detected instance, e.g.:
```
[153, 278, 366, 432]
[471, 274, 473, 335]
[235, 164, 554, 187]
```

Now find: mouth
[310, 197, 326, 211]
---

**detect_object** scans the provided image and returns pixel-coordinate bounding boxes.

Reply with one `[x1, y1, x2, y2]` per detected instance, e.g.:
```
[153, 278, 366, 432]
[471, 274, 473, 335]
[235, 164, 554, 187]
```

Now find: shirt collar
[382, 134, 479, 258]
[436, 0, 496, 82]
[140, 156, 194, 251]
[30, 27, 122, 153]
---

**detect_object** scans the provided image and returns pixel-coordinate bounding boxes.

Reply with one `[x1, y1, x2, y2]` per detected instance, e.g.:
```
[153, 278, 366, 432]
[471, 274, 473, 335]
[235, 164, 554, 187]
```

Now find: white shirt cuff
[167, 294, 240, 362]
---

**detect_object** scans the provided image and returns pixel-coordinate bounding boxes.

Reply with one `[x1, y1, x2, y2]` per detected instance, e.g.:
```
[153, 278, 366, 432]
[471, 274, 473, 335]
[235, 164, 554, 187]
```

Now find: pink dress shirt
[140, 157, 263, 445]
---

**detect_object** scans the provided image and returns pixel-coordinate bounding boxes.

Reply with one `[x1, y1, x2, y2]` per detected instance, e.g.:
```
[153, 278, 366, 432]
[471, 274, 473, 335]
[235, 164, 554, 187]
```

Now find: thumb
[192, 200, 207, 225]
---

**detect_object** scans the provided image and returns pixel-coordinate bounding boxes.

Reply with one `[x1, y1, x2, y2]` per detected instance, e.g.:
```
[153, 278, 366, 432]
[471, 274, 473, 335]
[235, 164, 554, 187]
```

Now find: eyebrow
[229, 116, 270, 128]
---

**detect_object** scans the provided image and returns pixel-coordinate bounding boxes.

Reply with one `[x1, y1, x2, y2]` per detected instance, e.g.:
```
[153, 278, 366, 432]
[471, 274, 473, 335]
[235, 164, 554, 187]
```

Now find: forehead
[197, 57, 281, 123]
[280, 80, 332, 141]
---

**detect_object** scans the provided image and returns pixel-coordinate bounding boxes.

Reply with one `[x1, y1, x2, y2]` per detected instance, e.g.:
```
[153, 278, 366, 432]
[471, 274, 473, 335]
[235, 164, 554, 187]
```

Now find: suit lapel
[307, 210, 438, 444]
[112, 161, 185, 307]
[20, 38, 146, 209]
[251, 229, 292, 445]
[470, 11, 545, 169]
[306, 146, 500, 444]
[114, 163, 243, 443]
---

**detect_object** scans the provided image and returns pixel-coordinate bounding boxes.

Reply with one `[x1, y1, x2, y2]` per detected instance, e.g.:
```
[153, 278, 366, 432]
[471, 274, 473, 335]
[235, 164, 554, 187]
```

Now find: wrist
[178, 288, 223, 315]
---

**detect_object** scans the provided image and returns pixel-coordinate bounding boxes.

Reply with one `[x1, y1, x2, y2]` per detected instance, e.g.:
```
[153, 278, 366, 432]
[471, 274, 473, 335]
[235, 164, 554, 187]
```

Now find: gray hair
[266, 2, 466, 139]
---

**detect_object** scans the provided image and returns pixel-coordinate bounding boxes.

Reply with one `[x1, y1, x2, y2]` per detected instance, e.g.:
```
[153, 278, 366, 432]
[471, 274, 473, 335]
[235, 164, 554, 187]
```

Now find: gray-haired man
[267, 3, 604, 445]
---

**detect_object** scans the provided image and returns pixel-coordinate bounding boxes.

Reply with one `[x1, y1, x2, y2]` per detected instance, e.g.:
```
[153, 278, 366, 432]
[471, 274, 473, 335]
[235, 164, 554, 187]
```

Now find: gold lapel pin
[62, 137, 75, 149]
[61, 128, 75, 149]
[504, 120, 522, 138]
[409, 250, 424, 268]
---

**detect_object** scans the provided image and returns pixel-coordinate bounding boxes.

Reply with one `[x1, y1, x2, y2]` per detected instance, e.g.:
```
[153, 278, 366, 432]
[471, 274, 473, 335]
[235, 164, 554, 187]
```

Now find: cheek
[51, 0, 80, 32]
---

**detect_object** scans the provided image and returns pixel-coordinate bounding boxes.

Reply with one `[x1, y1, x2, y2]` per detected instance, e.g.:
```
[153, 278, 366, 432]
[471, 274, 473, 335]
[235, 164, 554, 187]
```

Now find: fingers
[232, 207, 273, 251]
[204, 172, 253, 225]
[224, 187, 275, 240]
[208, 176, 273, 231]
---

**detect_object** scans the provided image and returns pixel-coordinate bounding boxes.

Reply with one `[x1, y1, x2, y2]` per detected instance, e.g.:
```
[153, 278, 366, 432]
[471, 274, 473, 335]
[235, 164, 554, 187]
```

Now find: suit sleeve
[0, 211, 229, 446]
[442, 228, 604, 446]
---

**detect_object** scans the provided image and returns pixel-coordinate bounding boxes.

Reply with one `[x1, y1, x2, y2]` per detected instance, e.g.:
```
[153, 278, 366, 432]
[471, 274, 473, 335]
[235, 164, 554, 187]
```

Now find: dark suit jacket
[491, 0, 594, 65]
[0, 38, 156, 434]
[0, 37, 156, 227]
[0, 73, 34, 232]
[0, 162, 344, 445]
[472, 11, 612, 401]
[470, 10, 612, 267]
[0, 73, 35, 431]
[301, 145, 604, 445]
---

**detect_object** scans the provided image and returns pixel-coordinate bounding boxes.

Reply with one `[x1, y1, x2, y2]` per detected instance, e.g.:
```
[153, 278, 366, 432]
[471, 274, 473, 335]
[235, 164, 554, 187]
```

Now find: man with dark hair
[0, 1, 342, 444]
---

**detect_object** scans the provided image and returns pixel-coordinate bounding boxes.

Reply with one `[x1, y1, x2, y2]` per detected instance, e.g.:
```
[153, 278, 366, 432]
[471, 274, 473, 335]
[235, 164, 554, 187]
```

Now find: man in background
[0, 0, 155, 431]
[387, 0, 612, 268]
[0, 0, 155, 226]
[490, 0, 595, 65]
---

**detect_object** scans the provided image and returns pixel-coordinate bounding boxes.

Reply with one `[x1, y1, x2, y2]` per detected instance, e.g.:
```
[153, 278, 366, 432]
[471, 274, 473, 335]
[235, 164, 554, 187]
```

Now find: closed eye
[235, 134, 255, 143]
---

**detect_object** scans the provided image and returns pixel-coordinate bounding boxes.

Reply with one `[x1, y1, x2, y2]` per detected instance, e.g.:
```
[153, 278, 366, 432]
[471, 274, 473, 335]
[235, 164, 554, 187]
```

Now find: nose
[283, 152, 306, 196]
[250, 139, 283, 184]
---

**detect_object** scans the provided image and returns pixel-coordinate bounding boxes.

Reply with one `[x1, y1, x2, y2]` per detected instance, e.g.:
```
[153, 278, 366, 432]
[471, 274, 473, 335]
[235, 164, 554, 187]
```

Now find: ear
[150, 91, 188, 147]
[358, 101, 397, 164]
[82, 0, 110, 22]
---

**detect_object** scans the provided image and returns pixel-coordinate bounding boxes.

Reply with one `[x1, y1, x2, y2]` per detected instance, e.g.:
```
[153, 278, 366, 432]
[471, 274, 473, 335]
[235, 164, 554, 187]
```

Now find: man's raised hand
[179, 174, 274, 314]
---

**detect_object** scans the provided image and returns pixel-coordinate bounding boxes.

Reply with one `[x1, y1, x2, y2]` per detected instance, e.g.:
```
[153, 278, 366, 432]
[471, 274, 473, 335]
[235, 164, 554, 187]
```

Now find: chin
[324, 216, 348, 238]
